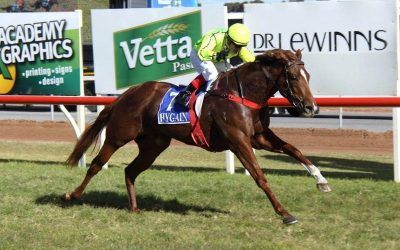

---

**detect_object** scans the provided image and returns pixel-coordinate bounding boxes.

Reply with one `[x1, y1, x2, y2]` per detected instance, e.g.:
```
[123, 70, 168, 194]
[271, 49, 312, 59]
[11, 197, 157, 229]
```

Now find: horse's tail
[66, 105, 113, 166]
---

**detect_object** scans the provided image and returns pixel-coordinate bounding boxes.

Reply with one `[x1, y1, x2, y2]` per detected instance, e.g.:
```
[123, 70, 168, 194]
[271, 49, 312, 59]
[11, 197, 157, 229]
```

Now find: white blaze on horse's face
[300, 68, 318, 112]
[300, 69, 309, 85]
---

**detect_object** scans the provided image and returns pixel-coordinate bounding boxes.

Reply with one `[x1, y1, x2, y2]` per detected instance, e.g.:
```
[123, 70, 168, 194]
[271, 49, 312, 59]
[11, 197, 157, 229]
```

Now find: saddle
[158, 85, 210, 149]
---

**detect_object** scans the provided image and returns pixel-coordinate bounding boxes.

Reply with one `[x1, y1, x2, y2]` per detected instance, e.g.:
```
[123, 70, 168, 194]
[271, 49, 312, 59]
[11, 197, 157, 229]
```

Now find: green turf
[0, 141, 398, 249]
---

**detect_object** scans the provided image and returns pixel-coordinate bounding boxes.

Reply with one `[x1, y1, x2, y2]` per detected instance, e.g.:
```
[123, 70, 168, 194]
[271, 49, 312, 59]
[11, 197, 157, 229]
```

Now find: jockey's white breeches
[190, 49, 231, 91]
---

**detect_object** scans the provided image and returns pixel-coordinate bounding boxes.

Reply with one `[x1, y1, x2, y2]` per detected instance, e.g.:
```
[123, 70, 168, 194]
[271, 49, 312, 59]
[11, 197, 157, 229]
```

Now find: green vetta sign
[0, 15, 81, 95]
[113, 11, 202, 89]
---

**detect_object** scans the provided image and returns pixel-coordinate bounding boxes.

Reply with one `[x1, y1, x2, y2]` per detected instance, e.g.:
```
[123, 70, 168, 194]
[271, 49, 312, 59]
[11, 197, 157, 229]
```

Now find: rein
[209, 69, 266, 110]
[227, 69, 264, 109]
[212, 61, 304, 110]
[234, 69, 244, 99]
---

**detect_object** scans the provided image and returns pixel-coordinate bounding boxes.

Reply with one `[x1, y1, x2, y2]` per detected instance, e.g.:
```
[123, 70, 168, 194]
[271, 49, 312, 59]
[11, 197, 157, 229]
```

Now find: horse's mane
[224, 49, 298, 75]
[213, 49, 300, 88]
[255, 49, 298, 66]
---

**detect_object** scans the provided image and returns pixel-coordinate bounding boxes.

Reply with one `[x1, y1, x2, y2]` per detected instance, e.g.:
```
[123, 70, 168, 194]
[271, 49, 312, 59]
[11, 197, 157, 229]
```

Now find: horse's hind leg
[125, 134, 171, 212]
[64, 140, 119, 201]
[252, 128, 331, 192]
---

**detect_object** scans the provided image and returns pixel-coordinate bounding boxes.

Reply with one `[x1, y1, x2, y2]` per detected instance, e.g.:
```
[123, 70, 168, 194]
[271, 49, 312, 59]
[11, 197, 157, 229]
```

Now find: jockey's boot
[175, 83, 196, 107]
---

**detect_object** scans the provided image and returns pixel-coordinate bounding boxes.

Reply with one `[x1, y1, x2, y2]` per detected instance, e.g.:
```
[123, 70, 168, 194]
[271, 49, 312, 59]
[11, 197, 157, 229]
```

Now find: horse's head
[257, 49, 317, 117]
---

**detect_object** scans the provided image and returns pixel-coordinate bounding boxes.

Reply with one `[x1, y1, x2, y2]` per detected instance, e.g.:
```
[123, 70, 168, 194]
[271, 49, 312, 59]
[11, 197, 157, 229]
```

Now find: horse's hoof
[63, 192, 79, 201]
[63, 193, 73, 201]
[130, 208, 141, 214]
[283, 215, 298, 225]
[317, 183, 332, 192]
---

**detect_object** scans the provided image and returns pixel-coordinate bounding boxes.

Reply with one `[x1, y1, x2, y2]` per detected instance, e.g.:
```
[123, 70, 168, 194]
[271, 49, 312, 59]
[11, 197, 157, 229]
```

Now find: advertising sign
[92, 7, 226, 94]
[114, 11, 201, 89]
[147, 0, 198, 8]
[244, 1, 398, 96]
[0, 12, 82, 95]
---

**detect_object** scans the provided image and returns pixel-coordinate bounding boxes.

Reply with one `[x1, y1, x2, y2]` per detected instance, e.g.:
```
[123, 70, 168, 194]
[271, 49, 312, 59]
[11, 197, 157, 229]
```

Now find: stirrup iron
[175, 91, 191, 107]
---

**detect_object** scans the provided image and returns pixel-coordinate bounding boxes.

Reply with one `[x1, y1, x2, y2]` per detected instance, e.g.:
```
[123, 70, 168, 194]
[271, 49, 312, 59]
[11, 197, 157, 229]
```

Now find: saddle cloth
[158, 85, 205, 124]
[158, 86, 190, 124]
[158, 85, 209, 149]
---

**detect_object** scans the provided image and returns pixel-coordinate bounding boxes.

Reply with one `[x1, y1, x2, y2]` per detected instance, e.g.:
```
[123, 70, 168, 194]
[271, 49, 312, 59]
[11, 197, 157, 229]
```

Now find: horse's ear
[295, 49, 302, 60]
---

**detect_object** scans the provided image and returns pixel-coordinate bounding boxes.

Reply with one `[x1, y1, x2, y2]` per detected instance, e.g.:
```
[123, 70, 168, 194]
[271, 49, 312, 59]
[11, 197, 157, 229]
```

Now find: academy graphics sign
[114, 11, 201, 89]
[0, 12, 82, 95]
[92, 7, 226, 94]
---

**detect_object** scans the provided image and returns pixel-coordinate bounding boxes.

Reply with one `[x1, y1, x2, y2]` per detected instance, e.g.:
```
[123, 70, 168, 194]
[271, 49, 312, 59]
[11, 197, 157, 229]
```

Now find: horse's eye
[290, 75, 298, 81]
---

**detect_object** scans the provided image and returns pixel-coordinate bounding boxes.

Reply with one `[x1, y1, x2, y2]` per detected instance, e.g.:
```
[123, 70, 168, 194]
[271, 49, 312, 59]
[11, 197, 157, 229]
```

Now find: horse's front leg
[252, 128, 331, 192]
[229, 132, 297, 225]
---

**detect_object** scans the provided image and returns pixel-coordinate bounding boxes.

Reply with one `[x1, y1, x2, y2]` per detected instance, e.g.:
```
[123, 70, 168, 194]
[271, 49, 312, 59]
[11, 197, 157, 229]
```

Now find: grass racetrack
[0, 141, 399, 249]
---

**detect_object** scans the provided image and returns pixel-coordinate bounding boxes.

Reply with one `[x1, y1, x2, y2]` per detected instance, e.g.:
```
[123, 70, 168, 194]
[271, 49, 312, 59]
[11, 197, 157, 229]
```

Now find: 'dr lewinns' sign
[244, 1, 397, 96]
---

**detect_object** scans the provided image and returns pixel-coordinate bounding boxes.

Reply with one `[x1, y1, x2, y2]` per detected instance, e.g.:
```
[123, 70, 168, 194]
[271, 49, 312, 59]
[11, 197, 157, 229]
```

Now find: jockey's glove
[215, 50, 228, 62]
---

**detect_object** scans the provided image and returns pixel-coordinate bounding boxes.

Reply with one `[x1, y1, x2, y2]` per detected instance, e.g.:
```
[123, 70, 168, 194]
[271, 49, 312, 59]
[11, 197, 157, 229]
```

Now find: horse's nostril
[306, 106, 314, 113]
[301, 105, 315, 118]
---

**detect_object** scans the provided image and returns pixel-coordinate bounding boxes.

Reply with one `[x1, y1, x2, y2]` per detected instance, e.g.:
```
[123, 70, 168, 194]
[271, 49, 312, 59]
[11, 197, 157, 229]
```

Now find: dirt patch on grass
[273, 127, 392, 155]
[0, 120, 392, 155]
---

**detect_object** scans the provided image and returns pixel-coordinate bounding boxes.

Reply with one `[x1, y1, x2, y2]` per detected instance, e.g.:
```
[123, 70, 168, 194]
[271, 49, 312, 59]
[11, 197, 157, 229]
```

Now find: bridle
[211, 59, 308, 111]
[279, 61, 306, 112]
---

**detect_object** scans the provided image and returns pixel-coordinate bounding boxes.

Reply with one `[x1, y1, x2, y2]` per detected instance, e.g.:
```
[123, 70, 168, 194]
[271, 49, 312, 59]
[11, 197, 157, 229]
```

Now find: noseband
[279, 61, 306, 111]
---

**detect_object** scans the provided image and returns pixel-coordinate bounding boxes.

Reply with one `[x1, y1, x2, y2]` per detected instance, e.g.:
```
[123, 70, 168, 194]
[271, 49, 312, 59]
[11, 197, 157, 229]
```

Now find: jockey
[175, 23, 256, 107]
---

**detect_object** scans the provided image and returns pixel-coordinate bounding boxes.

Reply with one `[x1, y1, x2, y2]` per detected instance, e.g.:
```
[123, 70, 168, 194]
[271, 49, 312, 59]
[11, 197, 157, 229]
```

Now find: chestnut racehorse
[65, 49, 331, 225]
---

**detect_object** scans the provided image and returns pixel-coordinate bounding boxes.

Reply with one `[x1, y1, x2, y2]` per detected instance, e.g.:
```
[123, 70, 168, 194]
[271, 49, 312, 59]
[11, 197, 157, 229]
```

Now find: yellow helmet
[228, 23, 251, 46]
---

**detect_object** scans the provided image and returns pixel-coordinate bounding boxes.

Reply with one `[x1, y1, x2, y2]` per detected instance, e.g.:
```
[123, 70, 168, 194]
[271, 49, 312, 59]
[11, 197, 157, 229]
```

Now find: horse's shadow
[35, 191, 227, 215]
[0, 158, 121, 168]
[260, 154, 393, 181]
[152, 152, 393, 181]
[0, 158, 62, 165]
[1, 155, 393, 181]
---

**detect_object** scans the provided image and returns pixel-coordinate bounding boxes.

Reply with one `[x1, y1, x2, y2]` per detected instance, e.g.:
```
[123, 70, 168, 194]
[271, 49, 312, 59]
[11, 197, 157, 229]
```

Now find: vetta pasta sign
[92, 7, 226, 94]
[113, 11, 201, 89]
[0, 12, 82, 95]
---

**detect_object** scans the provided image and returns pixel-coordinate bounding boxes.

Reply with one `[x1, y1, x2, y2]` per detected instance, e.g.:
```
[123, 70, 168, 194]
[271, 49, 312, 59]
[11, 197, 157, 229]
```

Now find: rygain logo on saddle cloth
[158, 84, 209, 149]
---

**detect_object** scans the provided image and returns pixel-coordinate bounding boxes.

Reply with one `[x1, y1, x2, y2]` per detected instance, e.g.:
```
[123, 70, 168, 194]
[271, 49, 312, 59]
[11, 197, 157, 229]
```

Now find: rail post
[394, 0, 400, 183]
[97, 103, 108, 169]
[76, 9, 86, 168]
